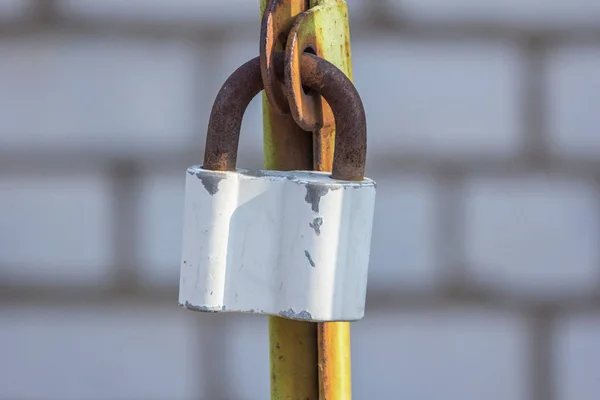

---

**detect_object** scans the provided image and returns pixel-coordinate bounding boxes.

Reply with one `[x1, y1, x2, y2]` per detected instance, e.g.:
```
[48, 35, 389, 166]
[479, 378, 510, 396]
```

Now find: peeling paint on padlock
[179, 52, 375, 322]
[184, 301, 227, 313]
[199, 173, 223, 196]
[279, 308, 313, 320]
[309, 217, 323, 235]
[187, 169, 225, 195]
[304, 184, 341, 213]
[179, 167, 375, 321]
[304, 250, 316, 267]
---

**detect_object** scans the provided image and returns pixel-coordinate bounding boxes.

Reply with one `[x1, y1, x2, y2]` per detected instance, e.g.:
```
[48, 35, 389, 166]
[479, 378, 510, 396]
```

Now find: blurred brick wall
[0, 1, 599, 399]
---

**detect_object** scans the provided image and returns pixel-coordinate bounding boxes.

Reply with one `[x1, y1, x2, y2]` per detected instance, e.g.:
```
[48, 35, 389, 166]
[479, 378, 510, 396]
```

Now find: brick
[555, 313, 600, 400]
[368, 174, 438, 291]
[351, 38, 521, 157]
[352, 309, 529, 400]
[0, 175, 112, 286]
[60, 0, 257, 24]
[0, 35, 201, 155]
[465, 177, 599, 298]
[138, 172, 186, 286]
[547, 45, 600, 159]
[389, 0, 600, 27]
[0, 305, 198, 399]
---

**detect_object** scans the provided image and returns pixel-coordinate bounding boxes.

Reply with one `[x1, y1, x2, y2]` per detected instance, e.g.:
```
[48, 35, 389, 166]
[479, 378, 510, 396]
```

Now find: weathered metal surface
[260, 0, 310, 115]
[179, 167, 375, 321]
[203, 53, 366, 181]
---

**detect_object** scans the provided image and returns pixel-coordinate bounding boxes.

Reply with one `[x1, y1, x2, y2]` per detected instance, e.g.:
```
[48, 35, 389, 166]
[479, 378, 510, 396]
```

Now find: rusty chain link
[260, 0, 324, 131]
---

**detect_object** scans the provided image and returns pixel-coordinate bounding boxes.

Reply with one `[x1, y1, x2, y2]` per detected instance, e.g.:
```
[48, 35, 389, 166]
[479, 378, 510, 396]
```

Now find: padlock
[179, 54, 376, 322]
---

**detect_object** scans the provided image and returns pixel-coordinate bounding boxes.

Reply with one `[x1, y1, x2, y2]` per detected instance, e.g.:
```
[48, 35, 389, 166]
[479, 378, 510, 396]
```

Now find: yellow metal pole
[261, 0, 319, 397]
[261, 1, 354, 399]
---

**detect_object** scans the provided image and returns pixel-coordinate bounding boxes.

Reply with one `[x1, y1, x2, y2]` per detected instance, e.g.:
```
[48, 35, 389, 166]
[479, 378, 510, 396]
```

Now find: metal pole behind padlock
[179, 53, 375, 322]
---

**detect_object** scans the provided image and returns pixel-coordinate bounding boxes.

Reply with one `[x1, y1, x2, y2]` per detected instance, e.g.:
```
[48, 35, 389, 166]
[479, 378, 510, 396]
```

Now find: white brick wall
[0, 35, 202, 155]
[352, 309, 529, 400]
[465, 176, 600, 299]
[139, 172, 185, 286]
[60, 0, 258, 24]
[555, 313, 600, 400]
[547, 45, 600, 159]
[368, 174, 438, 290]
[0, 305, 199, 400]
[391, 0, 600, 26]
[1, 1, 600, 399]
[59, 0, 370, 25]
[0, 175, 112, 286]
[352, 38, 522, 157]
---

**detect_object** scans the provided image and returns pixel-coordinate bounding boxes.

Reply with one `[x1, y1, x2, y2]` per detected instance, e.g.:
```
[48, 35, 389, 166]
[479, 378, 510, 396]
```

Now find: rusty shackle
[203, 52, 367, 181]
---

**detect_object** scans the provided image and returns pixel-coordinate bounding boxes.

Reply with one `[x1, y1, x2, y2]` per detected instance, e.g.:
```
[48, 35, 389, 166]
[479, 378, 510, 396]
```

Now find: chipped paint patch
[305, 184, 329, 212]
[183, 301, 226, 313]
[196, 173, 224, 195]
[304, 250, 316, 267]
[309, 216, 323, 235]
[279, 308, 313, 320]
[240, 169, 268, 178]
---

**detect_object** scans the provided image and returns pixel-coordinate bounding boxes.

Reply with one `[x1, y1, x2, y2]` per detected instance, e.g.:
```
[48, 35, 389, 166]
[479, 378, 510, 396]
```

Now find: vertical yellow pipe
[261, 0, 319, 397]
[269, 318, 319, 399]
[261, 1, 354, 399]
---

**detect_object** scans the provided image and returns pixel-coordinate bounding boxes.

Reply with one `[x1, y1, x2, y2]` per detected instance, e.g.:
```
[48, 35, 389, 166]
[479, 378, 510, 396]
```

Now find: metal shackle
[203, 52, 367, 181]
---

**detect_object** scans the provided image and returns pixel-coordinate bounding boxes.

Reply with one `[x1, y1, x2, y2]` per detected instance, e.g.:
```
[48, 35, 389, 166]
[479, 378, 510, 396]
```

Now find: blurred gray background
[1, 0, 599, 399]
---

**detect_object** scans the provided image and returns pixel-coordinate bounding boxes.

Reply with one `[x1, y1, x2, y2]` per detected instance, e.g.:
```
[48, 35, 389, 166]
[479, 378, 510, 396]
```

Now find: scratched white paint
[179, 167, 377, 322]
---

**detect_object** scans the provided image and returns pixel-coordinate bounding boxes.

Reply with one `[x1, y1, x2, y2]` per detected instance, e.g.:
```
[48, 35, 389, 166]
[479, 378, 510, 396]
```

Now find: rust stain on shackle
[203, 52, 367, 181]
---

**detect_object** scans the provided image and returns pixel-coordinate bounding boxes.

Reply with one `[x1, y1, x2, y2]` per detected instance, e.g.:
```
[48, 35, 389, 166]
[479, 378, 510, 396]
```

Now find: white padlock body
[179, 166, 376, 322]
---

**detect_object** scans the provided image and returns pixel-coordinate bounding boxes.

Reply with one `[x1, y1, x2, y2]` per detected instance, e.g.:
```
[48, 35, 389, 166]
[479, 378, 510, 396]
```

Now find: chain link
[259, 0, 323, 131]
